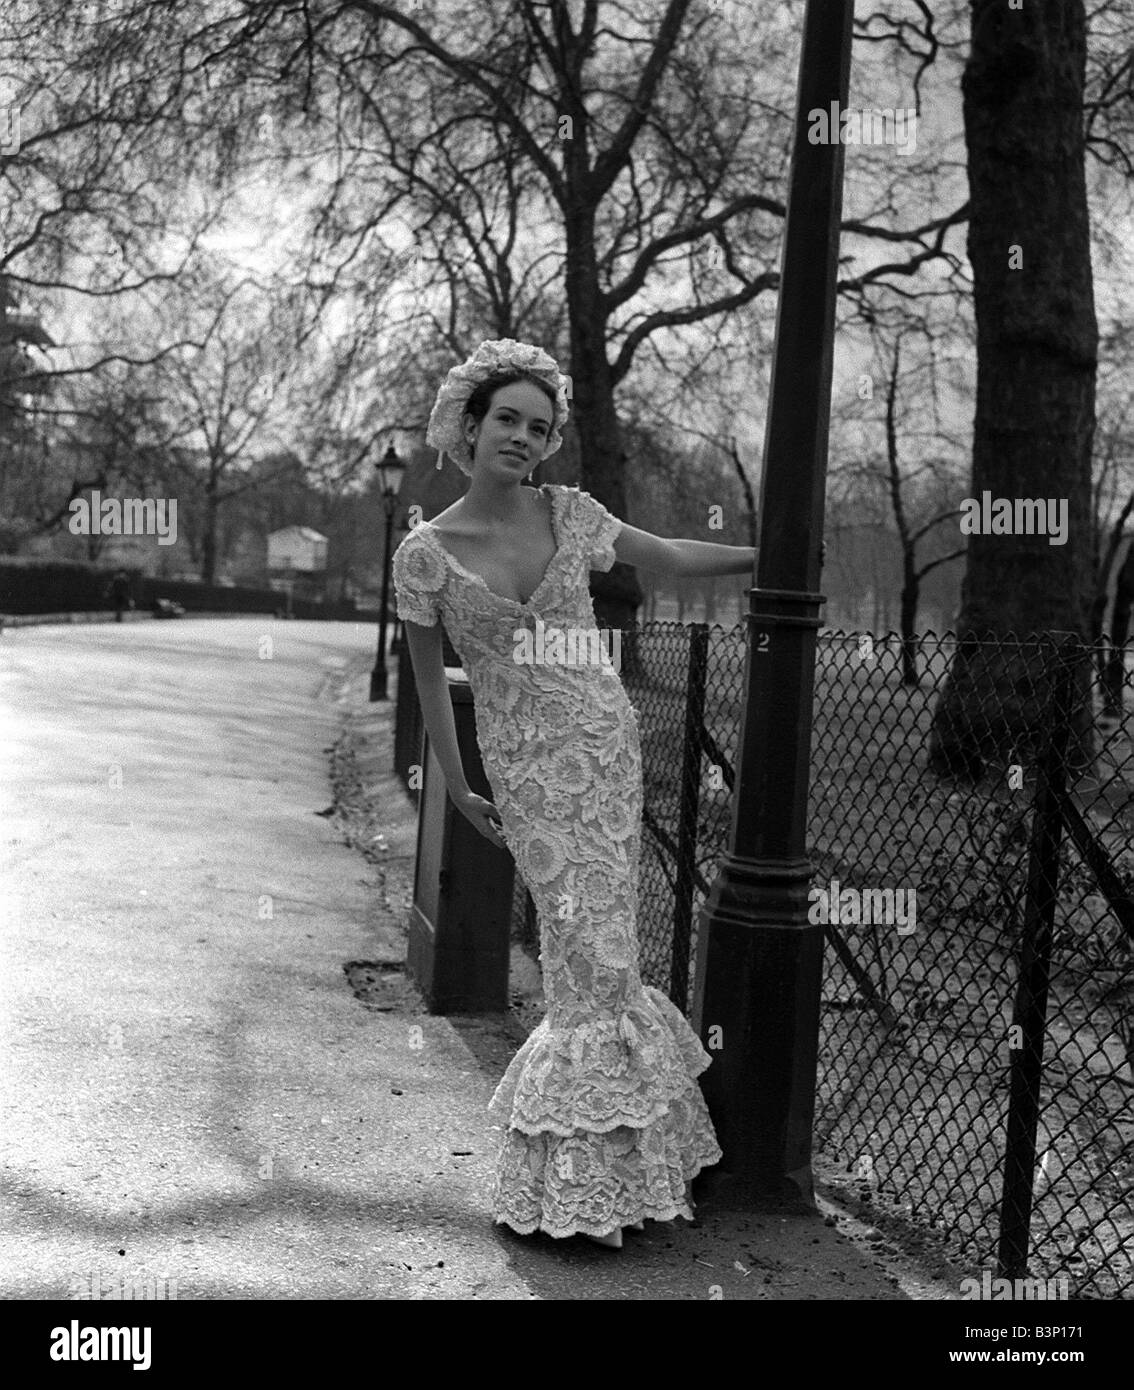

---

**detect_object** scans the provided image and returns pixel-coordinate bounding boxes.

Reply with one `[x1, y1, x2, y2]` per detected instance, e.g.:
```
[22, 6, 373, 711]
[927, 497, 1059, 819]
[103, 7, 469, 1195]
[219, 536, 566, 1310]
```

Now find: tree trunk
[704, 577, 717, 624]
[562, 201, 642, 630]
[1101, 544, 1134, 717]
[928, 0, 1098, 778]
[899, 548, 920, 686]
[1089, 520, 1134, 695]
[201, 479, 219, 585]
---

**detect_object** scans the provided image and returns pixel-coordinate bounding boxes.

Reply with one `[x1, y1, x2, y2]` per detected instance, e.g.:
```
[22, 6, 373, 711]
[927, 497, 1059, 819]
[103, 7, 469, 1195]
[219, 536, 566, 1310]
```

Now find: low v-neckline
[419, 484, 563, 609]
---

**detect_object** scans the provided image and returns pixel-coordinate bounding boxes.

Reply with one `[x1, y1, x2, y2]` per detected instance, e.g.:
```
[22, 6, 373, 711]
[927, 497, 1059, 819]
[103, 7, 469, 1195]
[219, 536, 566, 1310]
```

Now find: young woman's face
[465, 381, 554, 477]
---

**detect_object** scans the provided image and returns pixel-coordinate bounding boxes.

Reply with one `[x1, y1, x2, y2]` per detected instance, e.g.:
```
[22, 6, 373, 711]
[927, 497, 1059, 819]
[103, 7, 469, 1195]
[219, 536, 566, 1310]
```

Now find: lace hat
[425, 338, 571, 475]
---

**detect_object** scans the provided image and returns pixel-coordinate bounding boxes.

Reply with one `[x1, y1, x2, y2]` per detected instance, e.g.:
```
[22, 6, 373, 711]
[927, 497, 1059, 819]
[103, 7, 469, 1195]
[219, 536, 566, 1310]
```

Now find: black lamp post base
[691, 1160, 816, 1212]
[369, 667, 388, 701]
[692, 848, 825, 1208]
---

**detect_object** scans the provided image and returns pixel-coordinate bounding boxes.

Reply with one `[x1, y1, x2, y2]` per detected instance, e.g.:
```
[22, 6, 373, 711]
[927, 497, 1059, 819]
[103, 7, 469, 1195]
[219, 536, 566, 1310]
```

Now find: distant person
[109, 570, 131, 622]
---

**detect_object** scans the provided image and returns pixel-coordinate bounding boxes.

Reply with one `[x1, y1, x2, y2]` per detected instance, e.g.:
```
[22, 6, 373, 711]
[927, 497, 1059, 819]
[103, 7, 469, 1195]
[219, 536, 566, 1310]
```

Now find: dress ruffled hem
[490, 1104, 722, 1238]
[487, 985, 714, 1136]
[488, 985, 722, 1236]
[494, 1173, 716, 1240]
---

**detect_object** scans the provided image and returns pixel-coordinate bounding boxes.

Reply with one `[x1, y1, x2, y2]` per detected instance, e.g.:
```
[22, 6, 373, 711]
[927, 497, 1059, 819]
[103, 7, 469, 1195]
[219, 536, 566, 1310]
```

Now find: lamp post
[691, 0, 855, 1205]
[370, 441, 405, 701]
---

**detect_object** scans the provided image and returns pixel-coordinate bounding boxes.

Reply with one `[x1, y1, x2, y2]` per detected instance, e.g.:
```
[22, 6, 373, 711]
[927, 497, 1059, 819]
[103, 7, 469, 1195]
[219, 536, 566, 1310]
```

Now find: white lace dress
[392, 483, 722, 1237]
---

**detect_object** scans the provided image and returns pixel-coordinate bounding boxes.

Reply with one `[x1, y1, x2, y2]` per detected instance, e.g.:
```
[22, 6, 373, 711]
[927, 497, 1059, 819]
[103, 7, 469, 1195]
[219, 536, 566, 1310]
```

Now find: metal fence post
[671, 623, 709, 1008]
[996, 634, 1079, 1280]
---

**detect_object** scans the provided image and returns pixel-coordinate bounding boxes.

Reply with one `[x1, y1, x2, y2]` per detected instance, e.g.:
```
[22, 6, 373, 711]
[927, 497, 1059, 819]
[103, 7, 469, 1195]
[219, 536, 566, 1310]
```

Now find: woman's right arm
[403, 618, 507, 847]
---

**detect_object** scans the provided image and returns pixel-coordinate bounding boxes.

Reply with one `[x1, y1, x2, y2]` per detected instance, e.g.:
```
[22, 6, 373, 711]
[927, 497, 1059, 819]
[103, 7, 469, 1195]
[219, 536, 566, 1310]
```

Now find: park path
[0, 616, 931, 1300]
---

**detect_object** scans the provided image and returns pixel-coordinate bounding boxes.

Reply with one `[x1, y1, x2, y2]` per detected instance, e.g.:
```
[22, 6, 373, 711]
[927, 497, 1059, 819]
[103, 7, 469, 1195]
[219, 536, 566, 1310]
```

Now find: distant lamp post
[370, 441, 405, 701]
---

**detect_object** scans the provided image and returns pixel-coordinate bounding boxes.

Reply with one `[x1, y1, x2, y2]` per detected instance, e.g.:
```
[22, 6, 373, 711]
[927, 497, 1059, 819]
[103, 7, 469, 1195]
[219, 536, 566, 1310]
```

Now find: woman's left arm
[613, 523, 756, 579]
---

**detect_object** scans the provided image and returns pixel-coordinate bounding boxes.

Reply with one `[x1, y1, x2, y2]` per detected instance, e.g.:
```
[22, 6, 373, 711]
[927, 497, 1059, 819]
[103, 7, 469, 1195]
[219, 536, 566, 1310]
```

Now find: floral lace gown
[392, 483, 722, 1237]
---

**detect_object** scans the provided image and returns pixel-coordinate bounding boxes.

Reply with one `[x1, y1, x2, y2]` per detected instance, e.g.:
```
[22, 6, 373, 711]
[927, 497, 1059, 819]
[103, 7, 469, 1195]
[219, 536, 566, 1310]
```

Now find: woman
[392, 339, 755, 1249]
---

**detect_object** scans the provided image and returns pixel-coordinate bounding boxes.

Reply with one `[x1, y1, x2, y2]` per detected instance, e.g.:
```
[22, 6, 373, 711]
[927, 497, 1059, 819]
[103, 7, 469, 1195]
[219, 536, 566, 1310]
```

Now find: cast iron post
[691, 0, 855, 1204]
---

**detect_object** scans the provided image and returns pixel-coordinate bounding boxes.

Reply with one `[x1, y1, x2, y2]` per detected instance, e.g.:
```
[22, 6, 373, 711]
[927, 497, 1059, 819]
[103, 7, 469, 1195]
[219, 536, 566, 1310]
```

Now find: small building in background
[268, 525, 327, 574]
[267, 525, 328, 612]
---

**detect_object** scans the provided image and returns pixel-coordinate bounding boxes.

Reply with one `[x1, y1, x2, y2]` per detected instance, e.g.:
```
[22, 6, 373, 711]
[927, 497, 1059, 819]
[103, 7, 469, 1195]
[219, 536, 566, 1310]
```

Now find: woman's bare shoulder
[426, 500, 469, 535]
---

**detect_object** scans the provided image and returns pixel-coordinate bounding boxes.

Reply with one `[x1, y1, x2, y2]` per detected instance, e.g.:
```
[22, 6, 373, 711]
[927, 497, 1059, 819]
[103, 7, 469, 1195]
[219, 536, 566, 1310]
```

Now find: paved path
[0, 617, 942, 1300]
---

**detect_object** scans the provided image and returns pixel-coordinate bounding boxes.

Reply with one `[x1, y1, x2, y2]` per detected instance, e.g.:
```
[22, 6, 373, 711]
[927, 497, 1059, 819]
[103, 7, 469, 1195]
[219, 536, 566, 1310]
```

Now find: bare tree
[837, 323, 970, 681]
[0, 1, 245, 553]
[144, 271, 319, 582]
[140, 0, 970, 625]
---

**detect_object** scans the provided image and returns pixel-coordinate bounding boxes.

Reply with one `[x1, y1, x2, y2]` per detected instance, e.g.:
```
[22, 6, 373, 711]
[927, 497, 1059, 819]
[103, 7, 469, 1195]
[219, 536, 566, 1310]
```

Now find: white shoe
[581, 1228, 623, 1249]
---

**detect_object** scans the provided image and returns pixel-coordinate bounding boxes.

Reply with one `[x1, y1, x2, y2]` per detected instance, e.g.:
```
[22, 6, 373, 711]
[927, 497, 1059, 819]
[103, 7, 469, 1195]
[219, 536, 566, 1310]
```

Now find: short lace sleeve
[392, 528, 447, 626]
[572, 488, 623, 572]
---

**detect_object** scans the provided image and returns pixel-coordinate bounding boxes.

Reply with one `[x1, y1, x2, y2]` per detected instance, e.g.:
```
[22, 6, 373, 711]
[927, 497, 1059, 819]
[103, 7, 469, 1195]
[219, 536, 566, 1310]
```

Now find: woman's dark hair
[463, 370, 557, 430]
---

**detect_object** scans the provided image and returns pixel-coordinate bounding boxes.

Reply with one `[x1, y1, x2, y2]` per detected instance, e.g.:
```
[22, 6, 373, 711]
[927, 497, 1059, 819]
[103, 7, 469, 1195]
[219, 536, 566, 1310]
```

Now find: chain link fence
[805, 630, 1132, 1301]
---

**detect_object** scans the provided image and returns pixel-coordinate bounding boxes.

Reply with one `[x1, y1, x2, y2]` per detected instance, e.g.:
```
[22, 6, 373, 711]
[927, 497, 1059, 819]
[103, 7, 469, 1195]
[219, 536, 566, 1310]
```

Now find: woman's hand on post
[451, 787, 508, 849]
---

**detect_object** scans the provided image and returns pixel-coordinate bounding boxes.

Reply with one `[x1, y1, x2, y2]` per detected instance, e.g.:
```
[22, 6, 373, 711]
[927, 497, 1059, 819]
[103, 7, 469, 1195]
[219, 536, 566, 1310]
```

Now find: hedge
[0, 558, 380, 623]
